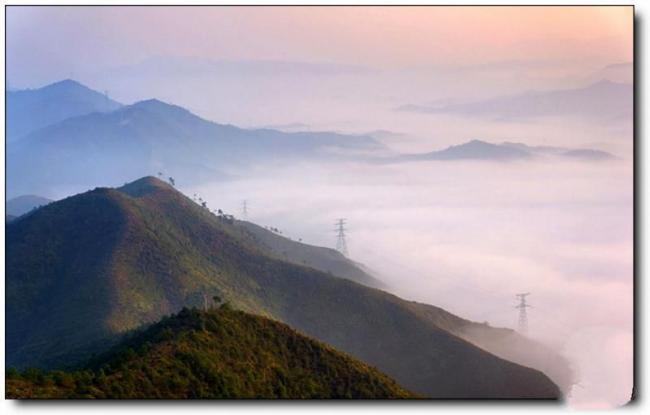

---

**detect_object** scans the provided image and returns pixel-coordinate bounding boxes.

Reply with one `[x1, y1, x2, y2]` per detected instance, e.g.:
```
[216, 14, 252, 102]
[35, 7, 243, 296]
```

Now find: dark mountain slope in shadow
[7, 176, 561, 399]
[7, 307, 415, 399]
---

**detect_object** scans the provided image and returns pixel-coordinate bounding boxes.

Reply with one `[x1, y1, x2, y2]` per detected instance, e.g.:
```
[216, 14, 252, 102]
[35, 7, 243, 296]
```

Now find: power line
[515, 292, 531, 334]
[334, 218, 348, 257]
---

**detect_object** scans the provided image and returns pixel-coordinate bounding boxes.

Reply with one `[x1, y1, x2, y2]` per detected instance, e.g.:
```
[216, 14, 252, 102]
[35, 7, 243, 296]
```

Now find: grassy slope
[6, 189, 131, 367]
[233, 220, 384, 288]
[6, 177, 561, 398]
[6, 307, 415, 399]
[400, 300, 574, 392]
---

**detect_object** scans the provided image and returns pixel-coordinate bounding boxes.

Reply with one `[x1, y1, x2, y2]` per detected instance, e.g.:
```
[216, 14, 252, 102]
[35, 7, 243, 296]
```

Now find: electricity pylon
[241, 200, 249, 219]
[515, 292, 531, 334]
[335, 218, 349, 256]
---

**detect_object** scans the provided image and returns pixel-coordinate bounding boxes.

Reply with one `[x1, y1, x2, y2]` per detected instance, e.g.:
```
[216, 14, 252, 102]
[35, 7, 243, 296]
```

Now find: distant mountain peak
[591, 78, 621, 86]
[6, 194, 54, 217]
[7, 79, 122, 141]
[127, 98, 196, 117]
[7, 91, 383, 196]
[45, 79, 86, 89]
[131, 98, 172, 107]
[37, 79, 113, 97]
[397, 79, 632, 120]
[466, 139, 491, 146]
[402, 139, 615, 162]
[588, 79, 631, 90]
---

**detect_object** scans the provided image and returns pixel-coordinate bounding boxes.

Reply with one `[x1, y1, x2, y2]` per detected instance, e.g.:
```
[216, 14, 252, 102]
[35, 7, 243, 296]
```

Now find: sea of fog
[32, 59, 632, 407]
[5, 7, 634, 405]
[184, 156, 633, 408]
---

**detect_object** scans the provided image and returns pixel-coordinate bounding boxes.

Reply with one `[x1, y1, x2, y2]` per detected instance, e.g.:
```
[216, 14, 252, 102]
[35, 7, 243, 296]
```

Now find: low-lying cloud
[184, 154, 633, 408]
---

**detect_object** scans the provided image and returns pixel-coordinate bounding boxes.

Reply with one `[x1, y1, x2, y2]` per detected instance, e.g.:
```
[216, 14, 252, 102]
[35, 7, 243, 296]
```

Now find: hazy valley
[4, 69, 632, 402]
[5, 5, 633, 403]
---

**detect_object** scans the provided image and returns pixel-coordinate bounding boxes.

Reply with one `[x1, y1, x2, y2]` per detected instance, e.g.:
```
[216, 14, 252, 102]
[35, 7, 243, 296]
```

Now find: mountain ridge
[7, 80, 384, 198]
[6, 176, 563, 398]
[7, 79, 122, 140]
[400, 139, 615, 162]
[7, 306, 416, 399]
[233, 220, 384, 288]
[396, 80, 632, 121]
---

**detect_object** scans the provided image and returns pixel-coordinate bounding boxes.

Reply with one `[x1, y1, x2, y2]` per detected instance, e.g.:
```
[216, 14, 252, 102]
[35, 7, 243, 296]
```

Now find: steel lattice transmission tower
[241, 200, 249, 219]
[515, 292, 531, 334]
[335, 218, 349, 256]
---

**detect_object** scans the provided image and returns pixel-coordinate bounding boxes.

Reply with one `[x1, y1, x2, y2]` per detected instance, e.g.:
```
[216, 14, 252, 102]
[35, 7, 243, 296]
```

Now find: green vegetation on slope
[400, 300, 574, 392]
[6, 176, 562, 398]
[6, 307, 415, 399]
[233, 220, 384, 288]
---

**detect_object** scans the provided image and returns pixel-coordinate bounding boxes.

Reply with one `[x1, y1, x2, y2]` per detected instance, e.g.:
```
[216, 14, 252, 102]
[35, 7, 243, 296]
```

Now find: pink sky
[7, 5, 633, 83]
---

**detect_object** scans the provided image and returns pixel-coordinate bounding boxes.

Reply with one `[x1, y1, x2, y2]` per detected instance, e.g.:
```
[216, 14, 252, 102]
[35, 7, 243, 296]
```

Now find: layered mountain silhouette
[6, 176, 564, 398]
[397, 80, 632, 121]
[6, 195, 53, 217]
[7, 81, 383, 198]
[401, 140, 615, 162]
[7, 79, 122, 141]
[7, 307, 415, 399]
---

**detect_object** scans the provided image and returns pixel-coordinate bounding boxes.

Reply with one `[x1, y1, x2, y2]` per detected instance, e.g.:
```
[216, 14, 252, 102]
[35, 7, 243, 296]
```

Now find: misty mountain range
[4, 79, 584, 399]
[7, 79, 122, 141]
[6, 79, 616, 199]
[6, 80, 384, 197]
[401, 139, 615, 162]
[397, 80, 633, 121]
[6, 176, 571, 398]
